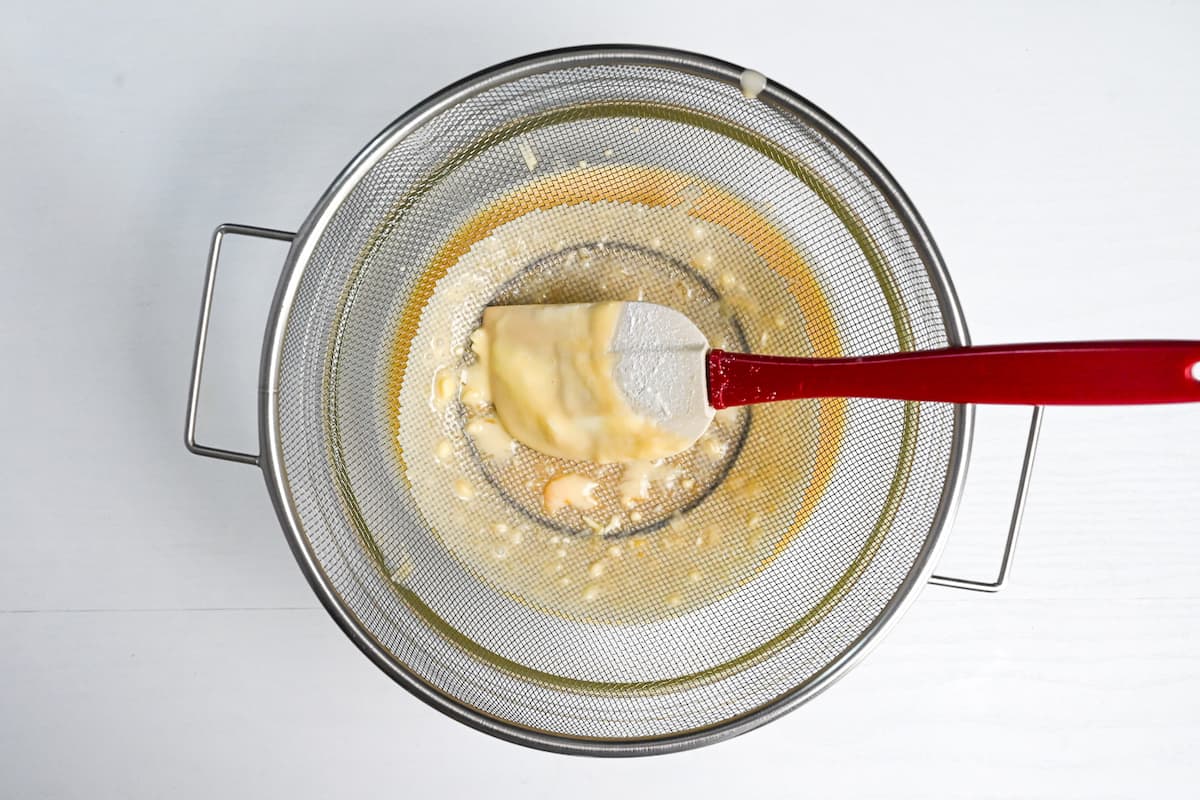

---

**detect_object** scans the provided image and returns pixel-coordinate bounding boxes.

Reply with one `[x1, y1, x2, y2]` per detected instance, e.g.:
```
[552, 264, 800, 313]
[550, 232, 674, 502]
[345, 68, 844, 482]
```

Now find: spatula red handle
[707, 341, 1200, 409]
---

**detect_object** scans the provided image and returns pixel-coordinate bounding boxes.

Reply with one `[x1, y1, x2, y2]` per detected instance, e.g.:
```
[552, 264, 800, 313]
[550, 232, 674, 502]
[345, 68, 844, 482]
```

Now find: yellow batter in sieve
[389, 164, 846, 624]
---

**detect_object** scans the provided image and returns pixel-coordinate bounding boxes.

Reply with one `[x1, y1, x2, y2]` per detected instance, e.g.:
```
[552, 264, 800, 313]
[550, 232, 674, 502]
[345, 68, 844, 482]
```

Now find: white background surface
[3, 1, 1199, 797]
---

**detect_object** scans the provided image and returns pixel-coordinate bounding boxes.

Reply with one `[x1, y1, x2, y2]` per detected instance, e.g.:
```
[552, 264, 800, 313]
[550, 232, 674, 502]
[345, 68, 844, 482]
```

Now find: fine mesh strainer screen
[267, 48, 968, 752]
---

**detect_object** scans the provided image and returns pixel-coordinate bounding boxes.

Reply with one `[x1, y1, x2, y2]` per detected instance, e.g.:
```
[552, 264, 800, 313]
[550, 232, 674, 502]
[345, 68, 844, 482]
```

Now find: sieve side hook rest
[185, 223, 295, 466]
[929, 405, 1044, 593]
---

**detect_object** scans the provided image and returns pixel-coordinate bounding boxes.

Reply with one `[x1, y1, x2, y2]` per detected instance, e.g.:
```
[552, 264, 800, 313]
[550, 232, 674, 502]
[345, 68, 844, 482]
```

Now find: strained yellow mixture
[479, 302, 704, 463]
[390, 163, 845, 624]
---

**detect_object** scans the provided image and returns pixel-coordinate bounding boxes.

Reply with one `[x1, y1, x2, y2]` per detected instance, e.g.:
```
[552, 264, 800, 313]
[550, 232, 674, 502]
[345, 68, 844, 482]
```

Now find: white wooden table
[3, 2, 1198, 796]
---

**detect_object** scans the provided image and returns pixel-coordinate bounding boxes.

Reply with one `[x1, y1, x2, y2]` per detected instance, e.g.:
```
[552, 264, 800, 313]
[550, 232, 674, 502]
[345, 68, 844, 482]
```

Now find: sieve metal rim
[255, 44, 974, 756]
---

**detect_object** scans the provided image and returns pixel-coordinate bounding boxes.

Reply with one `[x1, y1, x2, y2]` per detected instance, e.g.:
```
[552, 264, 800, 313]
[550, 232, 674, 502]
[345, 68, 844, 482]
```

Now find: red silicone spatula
[708, 339, 1200, 408]
[483, 301, 1200, 462]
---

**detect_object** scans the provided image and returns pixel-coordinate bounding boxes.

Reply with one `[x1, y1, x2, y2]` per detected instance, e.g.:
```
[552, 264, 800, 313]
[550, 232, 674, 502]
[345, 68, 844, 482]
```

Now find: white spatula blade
[610, 302, 714, 446]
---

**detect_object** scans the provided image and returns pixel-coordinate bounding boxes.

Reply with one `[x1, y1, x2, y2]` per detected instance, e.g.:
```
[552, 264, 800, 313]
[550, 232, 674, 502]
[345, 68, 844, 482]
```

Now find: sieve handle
[930, 405, 1044, 592]
[185, 223, 295, 466]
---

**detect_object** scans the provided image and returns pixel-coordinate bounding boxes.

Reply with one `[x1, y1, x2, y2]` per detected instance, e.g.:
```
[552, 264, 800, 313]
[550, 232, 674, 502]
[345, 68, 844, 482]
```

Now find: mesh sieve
[259, 46, 972, 755]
